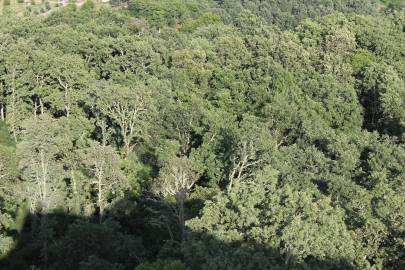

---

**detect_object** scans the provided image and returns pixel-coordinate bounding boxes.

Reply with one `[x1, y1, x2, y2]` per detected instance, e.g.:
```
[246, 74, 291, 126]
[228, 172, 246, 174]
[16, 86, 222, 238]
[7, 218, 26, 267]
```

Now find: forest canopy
[0, 0, 404, 269]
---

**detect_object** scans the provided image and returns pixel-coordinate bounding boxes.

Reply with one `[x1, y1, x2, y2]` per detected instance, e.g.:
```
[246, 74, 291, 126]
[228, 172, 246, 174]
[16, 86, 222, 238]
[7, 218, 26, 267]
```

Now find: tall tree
[91, 81, 151, 157]
[17, 115, 67, 213]
[80, 142, 128, 222]
[155, 156, 202, 241]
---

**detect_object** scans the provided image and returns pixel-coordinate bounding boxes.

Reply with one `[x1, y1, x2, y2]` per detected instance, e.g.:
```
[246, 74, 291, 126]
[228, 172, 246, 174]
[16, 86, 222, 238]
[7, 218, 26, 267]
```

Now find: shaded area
[0, 196, 355, 270]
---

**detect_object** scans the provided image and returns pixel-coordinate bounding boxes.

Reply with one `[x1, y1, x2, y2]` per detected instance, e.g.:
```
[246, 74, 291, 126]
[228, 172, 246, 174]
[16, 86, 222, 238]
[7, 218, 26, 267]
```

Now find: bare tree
[226, 115, 274, 193]
[155, 156, 201, 241]
[81, 142, 128, 223]
[227, 140, 263, 193]
[93, 82, 150, 157]
[17, 116, 67, 213]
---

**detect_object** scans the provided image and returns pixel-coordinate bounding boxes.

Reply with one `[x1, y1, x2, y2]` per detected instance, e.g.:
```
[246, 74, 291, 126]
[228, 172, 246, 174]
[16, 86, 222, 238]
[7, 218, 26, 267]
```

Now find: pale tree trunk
[0, 83, 4, 121]
[227, 141, 260, 194]
[96, 117, 110, 147]
[9, 68, 17, 142]
[39, 98, 44, 115]
[70, 169, 80, 214]
[33, 100, 41, 118]
[65, 87, 70, 118]
[40, 150, 49, 211]
[98, 178, 103, 223]
[58, 77, 70, 117]
[34, 101, 37, 118]
[227, 151, 247, 194]
[71, 170, 77, 196]
[95, 161, 104, 223]
[119, 113, 134, 158]
[32, 150, 51, 263]
[0, 105, 4, 121]
[227, 159, 238, 194]
[108, 99, 146, 158]
[122, 127, 131, 157]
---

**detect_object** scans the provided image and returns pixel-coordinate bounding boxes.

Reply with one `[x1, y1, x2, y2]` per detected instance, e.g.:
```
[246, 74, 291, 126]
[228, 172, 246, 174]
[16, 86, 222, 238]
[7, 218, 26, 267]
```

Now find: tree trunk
[0, 105, 4, 121]
[39, 98, 44, 115]
[40, 150, 48, 211]
[40, 215, 49, 264]
[34, 100, 37, 118]
[97, 164, 104, 223]
[10, 69, 17, 142]
[65, 90, 70, 117]
[71, 169, 80, 214]
[164, 217, 174, 242]
[175, 191, 186, 242]
[227, 160, 239, 194]
[123, 136, 131, 158]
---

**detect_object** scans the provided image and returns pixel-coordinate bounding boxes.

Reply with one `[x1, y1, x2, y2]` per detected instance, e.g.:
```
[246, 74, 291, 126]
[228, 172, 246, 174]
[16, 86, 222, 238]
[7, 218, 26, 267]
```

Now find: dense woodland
[0, 0, 404, 269]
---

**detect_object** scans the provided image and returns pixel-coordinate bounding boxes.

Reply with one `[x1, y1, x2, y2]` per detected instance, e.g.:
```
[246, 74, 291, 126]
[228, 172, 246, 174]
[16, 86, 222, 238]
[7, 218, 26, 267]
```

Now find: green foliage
[128, 0, 208, 27]
[79, 256, 125, 270]
[0, 121, 14, 147]
[186, 167, 356, 269]
[216, 0, 382, 29]
[51, 220, 143, 269]
[81, 0, 95, 10]
[135, 259, 189, 270]
[0, 2, 403, 270]
[381, 0, 405, 9]
[182, 12, 223, 32]
[45, 1, 51, 10]
[351, 49, 377, 72]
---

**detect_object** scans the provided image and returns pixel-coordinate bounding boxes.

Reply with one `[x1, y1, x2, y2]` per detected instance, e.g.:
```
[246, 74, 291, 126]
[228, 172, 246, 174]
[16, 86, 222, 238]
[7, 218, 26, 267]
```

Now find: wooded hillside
[0, 1, 404, 269]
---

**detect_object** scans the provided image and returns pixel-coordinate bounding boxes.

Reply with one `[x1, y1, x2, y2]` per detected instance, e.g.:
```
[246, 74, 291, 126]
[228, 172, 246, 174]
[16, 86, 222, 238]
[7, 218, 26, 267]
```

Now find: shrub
[45, 0, 51, 9]
[81, 0, 95, 10]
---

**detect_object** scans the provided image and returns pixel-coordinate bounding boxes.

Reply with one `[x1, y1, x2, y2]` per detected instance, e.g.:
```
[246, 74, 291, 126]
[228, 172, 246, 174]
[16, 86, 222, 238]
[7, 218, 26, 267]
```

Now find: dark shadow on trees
[0, 195, 355, 270]
[358, 90, 404, 138]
